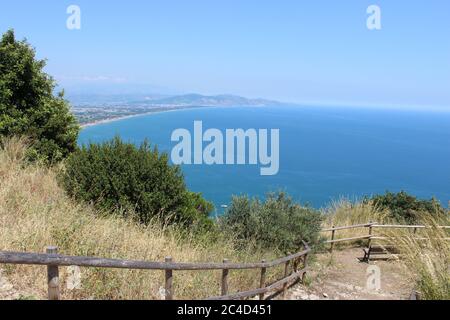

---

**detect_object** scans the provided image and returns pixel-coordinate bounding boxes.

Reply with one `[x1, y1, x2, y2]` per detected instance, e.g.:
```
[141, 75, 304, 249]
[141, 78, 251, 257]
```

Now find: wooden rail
[322, 222, 450, 252]
[207, 268, 307, 300]
[0, 242, 310, 301]
[372, 224, 450, 230]
[322, 223, 374, 232]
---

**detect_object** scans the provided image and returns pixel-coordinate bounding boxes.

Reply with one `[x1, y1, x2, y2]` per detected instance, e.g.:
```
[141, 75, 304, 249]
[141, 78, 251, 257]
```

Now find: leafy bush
[0, 30, 79, 163]
[367, 191, 446, 224]
[219, 192, 323, 253]
[60, 137, 213, 226]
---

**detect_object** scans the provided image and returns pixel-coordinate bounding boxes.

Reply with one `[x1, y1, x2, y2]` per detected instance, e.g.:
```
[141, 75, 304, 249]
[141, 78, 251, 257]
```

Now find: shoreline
[79, 106, 208, 128]
[78, 104, 275, 129]
[79, 104, 278, 129]
[81, 111, 161, 128]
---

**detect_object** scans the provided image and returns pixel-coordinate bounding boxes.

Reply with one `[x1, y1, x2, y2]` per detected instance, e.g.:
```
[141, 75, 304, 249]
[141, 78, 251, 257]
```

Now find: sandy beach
[81, 111, 160, 128]
[80, 106, 208, 128]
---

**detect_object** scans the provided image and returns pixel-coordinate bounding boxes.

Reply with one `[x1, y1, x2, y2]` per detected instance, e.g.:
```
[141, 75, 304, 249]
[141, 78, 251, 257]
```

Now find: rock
[323, 293, 329, 298]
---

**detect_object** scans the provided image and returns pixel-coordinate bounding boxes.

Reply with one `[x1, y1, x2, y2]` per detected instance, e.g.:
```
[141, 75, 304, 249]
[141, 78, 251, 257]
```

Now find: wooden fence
[0, 242, 310, 301]
[2, 223, 447, 300]
[322, 222, 450, 252]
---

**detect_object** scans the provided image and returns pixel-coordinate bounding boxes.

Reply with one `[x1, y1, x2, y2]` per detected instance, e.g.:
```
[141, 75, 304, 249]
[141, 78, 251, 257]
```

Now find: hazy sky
[1, 0, 449, 108]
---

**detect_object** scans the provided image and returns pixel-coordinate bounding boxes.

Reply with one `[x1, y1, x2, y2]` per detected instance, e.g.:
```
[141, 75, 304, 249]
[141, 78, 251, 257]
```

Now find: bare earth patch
[0, 268, 25, 300]
[288, 248, 412, 300]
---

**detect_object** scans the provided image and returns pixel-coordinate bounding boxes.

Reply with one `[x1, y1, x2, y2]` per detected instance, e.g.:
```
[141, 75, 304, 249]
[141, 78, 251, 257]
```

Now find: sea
[79, 105, 450, 213]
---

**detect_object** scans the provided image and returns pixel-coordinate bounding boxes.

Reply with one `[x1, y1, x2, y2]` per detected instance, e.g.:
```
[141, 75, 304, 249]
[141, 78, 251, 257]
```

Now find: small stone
[323, 293, 329, 298]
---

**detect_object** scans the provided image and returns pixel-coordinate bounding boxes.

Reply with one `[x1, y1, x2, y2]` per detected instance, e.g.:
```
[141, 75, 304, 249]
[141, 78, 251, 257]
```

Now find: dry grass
[382, 215, 450, 300]
[0, 137, 280, 300]
[321, 199, 390, 247]
[323, 198, 449, 300]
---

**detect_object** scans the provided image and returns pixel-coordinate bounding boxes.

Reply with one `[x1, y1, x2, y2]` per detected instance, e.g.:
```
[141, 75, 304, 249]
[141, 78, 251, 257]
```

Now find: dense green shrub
[0, 30, 79, 163]
[60, 137, 213, 226]
[219, 192, 323, 253]
[367, 191, 446, 224]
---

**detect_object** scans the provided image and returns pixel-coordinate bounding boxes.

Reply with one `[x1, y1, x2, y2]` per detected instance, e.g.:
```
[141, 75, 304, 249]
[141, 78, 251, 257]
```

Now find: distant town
[71, 94, 283, 126]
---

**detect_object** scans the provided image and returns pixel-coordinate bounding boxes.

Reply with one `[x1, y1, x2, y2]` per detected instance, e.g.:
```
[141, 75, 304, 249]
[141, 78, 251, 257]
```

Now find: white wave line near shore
[80, 106, 210, 128]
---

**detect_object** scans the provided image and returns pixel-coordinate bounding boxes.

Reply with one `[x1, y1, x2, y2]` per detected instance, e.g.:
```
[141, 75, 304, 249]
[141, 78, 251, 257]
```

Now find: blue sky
[1, 0, 449, 108]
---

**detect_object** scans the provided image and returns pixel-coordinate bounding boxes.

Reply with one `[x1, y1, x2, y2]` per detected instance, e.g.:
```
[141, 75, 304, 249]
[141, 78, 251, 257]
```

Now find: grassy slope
[0, 138, 280, 300]
[322, 200, 449, 300]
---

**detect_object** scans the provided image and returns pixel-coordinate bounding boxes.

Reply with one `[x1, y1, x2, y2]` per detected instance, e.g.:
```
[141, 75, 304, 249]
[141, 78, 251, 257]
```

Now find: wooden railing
[0, 242, 310, 301]
[322, 222, 450, 252]
[4, 223, 445, 300]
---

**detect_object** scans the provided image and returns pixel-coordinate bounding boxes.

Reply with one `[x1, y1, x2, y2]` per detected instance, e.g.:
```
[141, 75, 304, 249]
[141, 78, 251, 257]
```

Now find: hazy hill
[146, 94, 282, 107]
[69, 93, 283, 107]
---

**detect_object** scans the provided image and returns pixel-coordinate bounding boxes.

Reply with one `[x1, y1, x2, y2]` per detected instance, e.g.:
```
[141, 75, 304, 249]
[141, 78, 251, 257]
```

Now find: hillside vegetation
[0, 137, 282, 300]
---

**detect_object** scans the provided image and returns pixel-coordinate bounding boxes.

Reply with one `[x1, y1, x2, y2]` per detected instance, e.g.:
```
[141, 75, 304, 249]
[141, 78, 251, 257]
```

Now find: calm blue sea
[79, 106, 450, 212]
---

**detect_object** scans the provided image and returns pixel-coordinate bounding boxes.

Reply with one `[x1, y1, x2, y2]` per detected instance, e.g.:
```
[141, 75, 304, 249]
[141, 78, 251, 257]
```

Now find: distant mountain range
[68, 93, 284, 107]
[139, 94, 283, 107]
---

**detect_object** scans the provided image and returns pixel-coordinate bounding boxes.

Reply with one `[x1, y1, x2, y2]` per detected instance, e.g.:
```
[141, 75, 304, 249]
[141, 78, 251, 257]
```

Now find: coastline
[79, 106, 207, 128]
[79, 104, 276, 129]
[81, 111, 160, 128]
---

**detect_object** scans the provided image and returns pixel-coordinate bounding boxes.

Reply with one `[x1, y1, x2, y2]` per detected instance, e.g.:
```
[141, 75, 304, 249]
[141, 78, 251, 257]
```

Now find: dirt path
[288, 248, 412, 300]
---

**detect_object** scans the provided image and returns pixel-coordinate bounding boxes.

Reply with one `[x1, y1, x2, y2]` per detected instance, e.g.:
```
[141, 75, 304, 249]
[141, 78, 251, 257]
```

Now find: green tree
[0, 29, 79, 162]
[219, 192, 323, 253]
[61, 137, 213, 226]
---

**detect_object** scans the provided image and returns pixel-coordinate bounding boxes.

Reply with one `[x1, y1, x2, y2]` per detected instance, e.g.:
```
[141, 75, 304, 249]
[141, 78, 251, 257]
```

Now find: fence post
[282, 260, 290, 299]
[330, 226, 336, 253]
[165, 257, 173, 300]
[367, 221, 374, 248]
[46, 246, 60, 300]
[221, 259, 229, 296]
[302, 250, 309, 284]
[416, 291, 422, 300]
[293, 257, 299, 272]
[259, 260, 267, 301]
